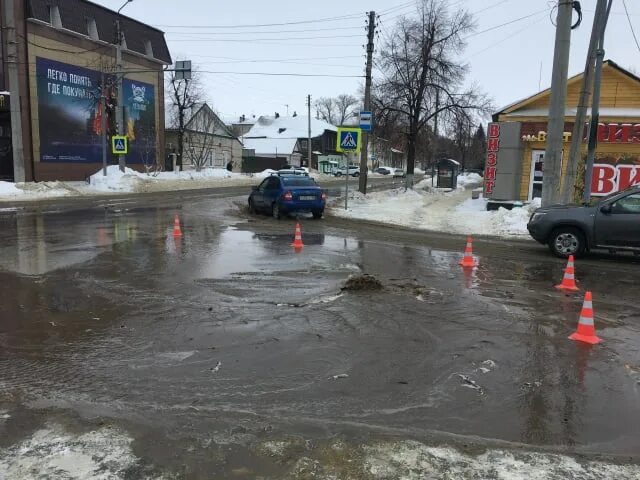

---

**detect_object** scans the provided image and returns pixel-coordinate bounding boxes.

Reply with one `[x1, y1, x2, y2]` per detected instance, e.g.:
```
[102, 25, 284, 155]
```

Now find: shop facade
[485, 60, 640, 205]
[0, 0, 171, 181]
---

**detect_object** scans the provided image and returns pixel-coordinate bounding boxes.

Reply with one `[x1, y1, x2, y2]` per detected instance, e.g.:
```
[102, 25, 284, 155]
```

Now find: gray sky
[97, 0, 640, 122]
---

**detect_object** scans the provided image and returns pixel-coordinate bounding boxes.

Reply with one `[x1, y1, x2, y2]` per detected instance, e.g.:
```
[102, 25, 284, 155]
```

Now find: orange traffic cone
[291, 222, 304, 249]
[555, 255, 579, 292]
[569, 291, 602, 345]
[459, 236, 477, 268]
[172, 214, 182, 238]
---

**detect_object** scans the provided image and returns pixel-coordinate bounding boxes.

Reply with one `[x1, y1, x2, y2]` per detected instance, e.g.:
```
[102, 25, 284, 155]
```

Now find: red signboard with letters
[484, 123, 500, 195]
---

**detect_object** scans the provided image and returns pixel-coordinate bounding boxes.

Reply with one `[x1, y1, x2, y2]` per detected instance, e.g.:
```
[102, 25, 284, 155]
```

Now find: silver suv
[334, 165, 360, 177]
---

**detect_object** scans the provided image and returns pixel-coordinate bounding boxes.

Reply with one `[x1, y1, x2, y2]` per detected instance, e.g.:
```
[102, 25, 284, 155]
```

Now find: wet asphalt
[0, 185, 639, 479]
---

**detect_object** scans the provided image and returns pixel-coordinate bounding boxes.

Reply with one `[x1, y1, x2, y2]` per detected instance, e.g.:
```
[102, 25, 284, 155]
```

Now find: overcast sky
[97, 0, 640, 123]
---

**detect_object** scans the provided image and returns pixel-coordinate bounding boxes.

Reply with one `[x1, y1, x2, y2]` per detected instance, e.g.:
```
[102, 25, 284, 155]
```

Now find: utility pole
[307, 94, 312, 169]
[359, 10, 376, 194]
[431, 89, 440, 188]
[584, 0, 613, 204]
[101, 71, 108, 176]
[3, 0, 26, 182]
[561, 0, 608, 204]
[542, 0, 573, 207]
[115, 18, 126, 172]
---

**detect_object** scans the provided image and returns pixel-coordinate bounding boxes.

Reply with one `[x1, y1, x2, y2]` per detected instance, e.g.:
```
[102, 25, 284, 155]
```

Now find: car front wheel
[248, 198, 256, 214]
[549, 227, 586, 258]
[335, 172, 342, 177]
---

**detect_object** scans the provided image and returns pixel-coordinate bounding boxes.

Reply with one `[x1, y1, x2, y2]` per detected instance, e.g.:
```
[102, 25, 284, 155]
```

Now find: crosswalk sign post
[111, 135, 128, 155]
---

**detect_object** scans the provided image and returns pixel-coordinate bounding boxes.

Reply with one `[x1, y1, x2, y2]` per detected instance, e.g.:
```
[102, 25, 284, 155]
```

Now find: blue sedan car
[248, 174, 327, 219]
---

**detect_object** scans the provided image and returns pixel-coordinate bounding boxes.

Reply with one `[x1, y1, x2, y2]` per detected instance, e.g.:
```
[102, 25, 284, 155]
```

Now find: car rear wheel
[549, 227, 586, 258]
[272, 202, 281, 220]
[352, 172, 359, 177]
[335, 172, 342, 177]
[312, 210, 323, 219]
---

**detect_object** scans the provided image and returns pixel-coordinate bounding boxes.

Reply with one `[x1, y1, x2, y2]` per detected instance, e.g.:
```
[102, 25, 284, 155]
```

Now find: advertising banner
[36, 57, 155, 164]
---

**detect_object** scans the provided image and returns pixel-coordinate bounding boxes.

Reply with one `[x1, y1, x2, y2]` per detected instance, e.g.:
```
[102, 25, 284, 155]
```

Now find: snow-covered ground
[0, 167, 336, 202]
[330, 173, 540, 239]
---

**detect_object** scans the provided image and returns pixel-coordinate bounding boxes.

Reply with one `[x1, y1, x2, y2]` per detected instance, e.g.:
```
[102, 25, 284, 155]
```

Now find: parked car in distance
[334, 165, 360, 177]
[277, 167, 308, 176]
[393, 168, 406, 178]
[527, 185, 640, 257]
[248, 174, 327, 219]
[374, 167, 392, 175]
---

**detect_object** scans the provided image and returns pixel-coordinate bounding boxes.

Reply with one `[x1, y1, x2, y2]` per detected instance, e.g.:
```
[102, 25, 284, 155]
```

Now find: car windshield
[281, 177, 317, 187]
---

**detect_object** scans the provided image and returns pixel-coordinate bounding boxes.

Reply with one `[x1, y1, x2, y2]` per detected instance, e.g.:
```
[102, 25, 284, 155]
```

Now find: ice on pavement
[365, 442, 640, 479]
[331, 173, 541, 238]
[0, 423, 144, 480]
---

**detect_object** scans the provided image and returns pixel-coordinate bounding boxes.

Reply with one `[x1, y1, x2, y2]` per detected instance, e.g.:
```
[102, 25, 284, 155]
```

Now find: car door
[594, 192, 640, 247]
[262, 177, 282, 208]
[253, 179, 269, 210]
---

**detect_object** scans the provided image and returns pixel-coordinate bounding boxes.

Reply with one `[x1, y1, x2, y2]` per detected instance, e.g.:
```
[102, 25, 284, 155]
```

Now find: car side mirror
[600, 204, 612, 214]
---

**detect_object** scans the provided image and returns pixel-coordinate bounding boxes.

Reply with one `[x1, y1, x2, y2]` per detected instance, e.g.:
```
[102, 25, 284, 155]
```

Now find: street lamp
[115, 0, 133, 172]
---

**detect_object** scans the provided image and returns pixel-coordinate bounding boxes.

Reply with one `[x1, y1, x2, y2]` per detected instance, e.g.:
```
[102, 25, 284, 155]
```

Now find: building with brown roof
[0, 0, 171, 181]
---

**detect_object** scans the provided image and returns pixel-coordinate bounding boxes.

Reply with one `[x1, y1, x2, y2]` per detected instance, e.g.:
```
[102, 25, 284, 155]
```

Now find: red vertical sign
[485, 123, 500, 195]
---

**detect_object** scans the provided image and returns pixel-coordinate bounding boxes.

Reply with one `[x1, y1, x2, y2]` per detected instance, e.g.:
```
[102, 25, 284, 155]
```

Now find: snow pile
[153, 168, 234, 181]
[0, 181, 25, 197]
[457, 172, 483, 188]
[0, 423, 143, 479]
[330, 185, 540, 239]
[365, 441, 640, 479]
[256, 169, 278, 178]
[88, 165, 146, 192]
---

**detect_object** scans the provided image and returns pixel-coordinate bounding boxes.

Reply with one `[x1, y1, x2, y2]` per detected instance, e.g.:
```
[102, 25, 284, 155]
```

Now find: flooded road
[0, 195, 639, 479]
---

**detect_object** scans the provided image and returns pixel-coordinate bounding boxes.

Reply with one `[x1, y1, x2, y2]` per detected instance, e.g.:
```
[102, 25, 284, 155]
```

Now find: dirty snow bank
[0, 423, 148, 480]
[0, 180, 73, 199]
[330, 174, 540, 238]
[365, 441, 640, 479]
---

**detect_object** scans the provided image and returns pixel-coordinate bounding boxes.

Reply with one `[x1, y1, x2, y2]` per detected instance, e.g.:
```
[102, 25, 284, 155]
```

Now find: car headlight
[530, 212, 547, 223]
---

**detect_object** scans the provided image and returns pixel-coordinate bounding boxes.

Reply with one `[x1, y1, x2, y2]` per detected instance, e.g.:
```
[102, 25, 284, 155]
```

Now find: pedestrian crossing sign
[111, 135, 128, 155]
[336, 127, 362, 153]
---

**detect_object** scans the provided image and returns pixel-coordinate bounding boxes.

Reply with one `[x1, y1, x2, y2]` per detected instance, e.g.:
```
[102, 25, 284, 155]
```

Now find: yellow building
[486, 60, 640, 205]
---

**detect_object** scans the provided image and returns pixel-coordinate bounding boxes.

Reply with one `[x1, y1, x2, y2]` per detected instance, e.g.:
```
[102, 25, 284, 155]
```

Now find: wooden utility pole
[2, 0, 26, 182]
[542, 0, 573, 207]
[561, 0, 608, 204]
[358, 10, 376, 194]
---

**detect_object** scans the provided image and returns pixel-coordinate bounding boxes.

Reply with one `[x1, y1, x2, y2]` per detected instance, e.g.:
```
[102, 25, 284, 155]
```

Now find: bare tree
[314, 94, 359, 125]
[166, 62, 205, 170]
[374, 0, 491, 187]
[183, 104, 221, 172]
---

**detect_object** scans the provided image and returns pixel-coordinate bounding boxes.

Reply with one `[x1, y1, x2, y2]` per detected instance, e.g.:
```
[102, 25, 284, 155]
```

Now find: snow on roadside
[0, 423, 146, 480]
[0, 181, 24, 196]
[330, 174, 541, 239]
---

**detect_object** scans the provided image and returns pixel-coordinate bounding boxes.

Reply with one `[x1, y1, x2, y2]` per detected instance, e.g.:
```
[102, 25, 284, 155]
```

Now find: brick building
[0, 0, 171, 181]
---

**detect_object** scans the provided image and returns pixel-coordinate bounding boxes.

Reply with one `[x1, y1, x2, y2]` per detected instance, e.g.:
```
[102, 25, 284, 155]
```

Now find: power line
[168, 34, 362, 42]
[154, 12, 363, 29]
[198, 71, 365, 78]
[465, 8, 552, 38]
[162, 25, 363, 35]
[188, 54, 364, 62]
[622, 0, 640, 53]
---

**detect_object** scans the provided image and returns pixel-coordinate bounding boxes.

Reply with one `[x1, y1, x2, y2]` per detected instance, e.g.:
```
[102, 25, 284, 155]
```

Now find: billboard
[36, 57, 155, 164]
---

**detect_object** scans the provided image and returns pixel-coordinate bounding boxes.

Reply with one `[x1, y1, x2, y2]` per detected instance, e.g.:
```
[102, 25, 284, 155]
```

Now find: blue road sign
[336, 128, 361, 152]
[111, 135, 128, 154]
[359, 111, 372, 132]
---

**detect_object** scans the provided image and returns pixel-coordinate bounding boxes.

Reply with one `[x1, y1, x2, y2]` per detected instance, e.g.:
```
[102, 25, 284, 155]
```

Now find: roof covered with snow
[244, 115, 337, 141]
[242, 138, 298, 155]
